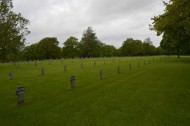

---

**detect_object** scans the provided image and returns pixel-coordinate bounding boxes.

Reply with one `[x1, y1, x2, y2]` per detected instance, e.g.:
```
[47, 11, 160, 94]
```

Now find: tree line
[22, 27, 165, 60]
[1, 0, 190, 62]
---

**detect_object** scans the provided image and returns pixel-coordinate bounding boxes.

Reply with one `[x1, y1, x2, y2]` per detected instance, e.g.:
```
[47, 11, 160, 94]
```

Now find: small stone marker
[41, 67, 44, 75]
[16, 63, 20, 68]
[49, 60, 51, 65]
[9, 71, 13, 80]
[94, 61, 96, 67]
[117, 66, 120, 74]
[81, 63, 83, 68]
[100, 69, 103, 79]
[14, 62, 16, 67]
[129, 63, 131, 71]
[34, 61, 37, 66]
[16, 86, 25, 104]
[70, 76, 75, 88]
[64, 64, 67, 71]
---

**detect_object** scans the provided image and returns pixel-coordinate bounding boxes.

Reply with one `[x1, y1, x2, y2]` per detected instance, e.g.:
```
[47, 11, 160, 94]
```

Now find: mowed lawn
[0, 56, 190, 126]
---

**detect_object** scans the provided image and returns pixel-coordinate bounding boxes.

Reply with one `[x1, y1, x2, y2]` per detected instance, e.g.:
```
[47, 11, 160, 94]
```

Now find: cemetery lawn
[0, 56, 190, 126]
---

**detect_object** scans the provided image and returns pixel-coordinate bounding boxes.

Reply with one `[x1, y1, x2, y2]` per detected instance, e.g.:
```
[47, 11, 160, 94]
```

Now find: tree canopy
[63, 36, 79, 58]
[151, 0, 190, 57]
[80, 27, 102, 57]
[0, 0, 30, 61]
[23, 37, 61, 60]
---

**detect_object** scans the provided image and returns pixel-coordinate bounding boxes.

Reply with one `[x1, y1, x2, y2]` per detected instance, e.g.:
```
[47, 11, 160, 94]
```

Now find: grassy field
[0, 56, 190, 126]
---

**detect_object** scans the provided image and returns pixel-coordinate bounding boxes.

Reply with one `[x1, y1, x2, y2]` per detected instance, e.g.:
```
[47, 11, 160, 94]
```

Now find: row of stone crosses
[13, 57, 167, 105]
[10, 58, 155, 80]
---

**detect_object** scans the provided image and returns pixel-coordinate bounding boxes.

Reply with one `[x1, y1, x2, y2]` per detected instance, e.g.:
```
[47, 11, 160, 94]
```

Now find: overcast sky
[13, 0, 168, 48]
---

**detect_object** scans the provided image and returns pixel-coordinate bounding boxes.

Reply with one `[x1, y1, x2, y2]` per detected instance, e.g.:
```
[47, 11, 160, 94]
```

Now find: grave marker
[70, 76, 75, 88]
[49, 60, 51, 65]
[9, 71, 13, 80]
[117, 66, 120, 74]
[64, 64, 67, 71]
[41, 67, 44, 75]
[100, 69, 103, 79]
[129, 63, 131, 71]
[94, 61, 96, 67]
[16, 86, 25, 104]
[138, 62, 140, 68]
[34, 61, 37, 67]
[81, 63, 83, 68]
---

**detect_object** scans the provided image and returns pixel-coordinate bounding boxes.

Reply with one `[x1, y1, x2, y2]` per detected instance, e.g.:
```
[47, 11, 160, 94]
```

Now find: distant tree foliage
[13, 27, 166, 61]
[119, 38, 157, 56]
[80, 27, 102, 57]
[23, 37, 61, 60]
[151, 0, 190, 58]
[0, 0, 30, 62]
[101, 44, 117, 57]
[63, 36, 79, 58]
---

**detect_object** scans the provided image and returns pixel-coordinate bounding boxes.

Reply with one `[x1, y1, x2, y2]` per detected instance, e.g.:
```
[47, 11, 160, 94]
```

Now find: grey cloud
[13, 0, 167, 48]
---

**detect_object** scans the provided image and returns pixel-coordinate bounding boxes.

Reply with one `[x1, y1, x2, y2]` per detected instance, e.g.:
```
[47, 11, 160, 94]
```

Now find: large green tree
[142, 37, 156, 55]
[0, 0, 30, 61]
[23, 43, 40, 60]
[80, 27, 101, 57]
[151, 0, 190, 58]
[120, 38, 142, 56]
[63, 36, 79, 58]
[37, 37, 61, 59]
[101, 44, 116, 57]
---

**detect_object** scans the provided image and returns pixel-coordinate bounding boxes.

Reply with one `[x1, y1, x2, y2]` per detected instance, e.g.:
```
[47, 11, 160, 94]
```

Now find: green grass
[0, 56, 190, 126]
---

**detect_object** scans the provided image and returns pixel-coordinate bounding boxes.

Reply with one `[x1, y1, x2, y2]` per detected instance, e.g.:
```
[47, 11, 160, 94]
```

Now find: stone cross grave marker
[70, 76, 75, 88]
[129, 63, 131, 71]
[81, 63, 83, 68]
[64, 64, 67, 71]
[117, 66, 120, 74]
[34, 61, 37, 67]
[100, 69, 103, 79]
[9, 71, 13, 80]
[16, 63, 20, 68]
[41, 67, 44, 75]
[49, 60, 51, 65]
[14, 62, 16, 67]
[16, 86, 25, 104]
